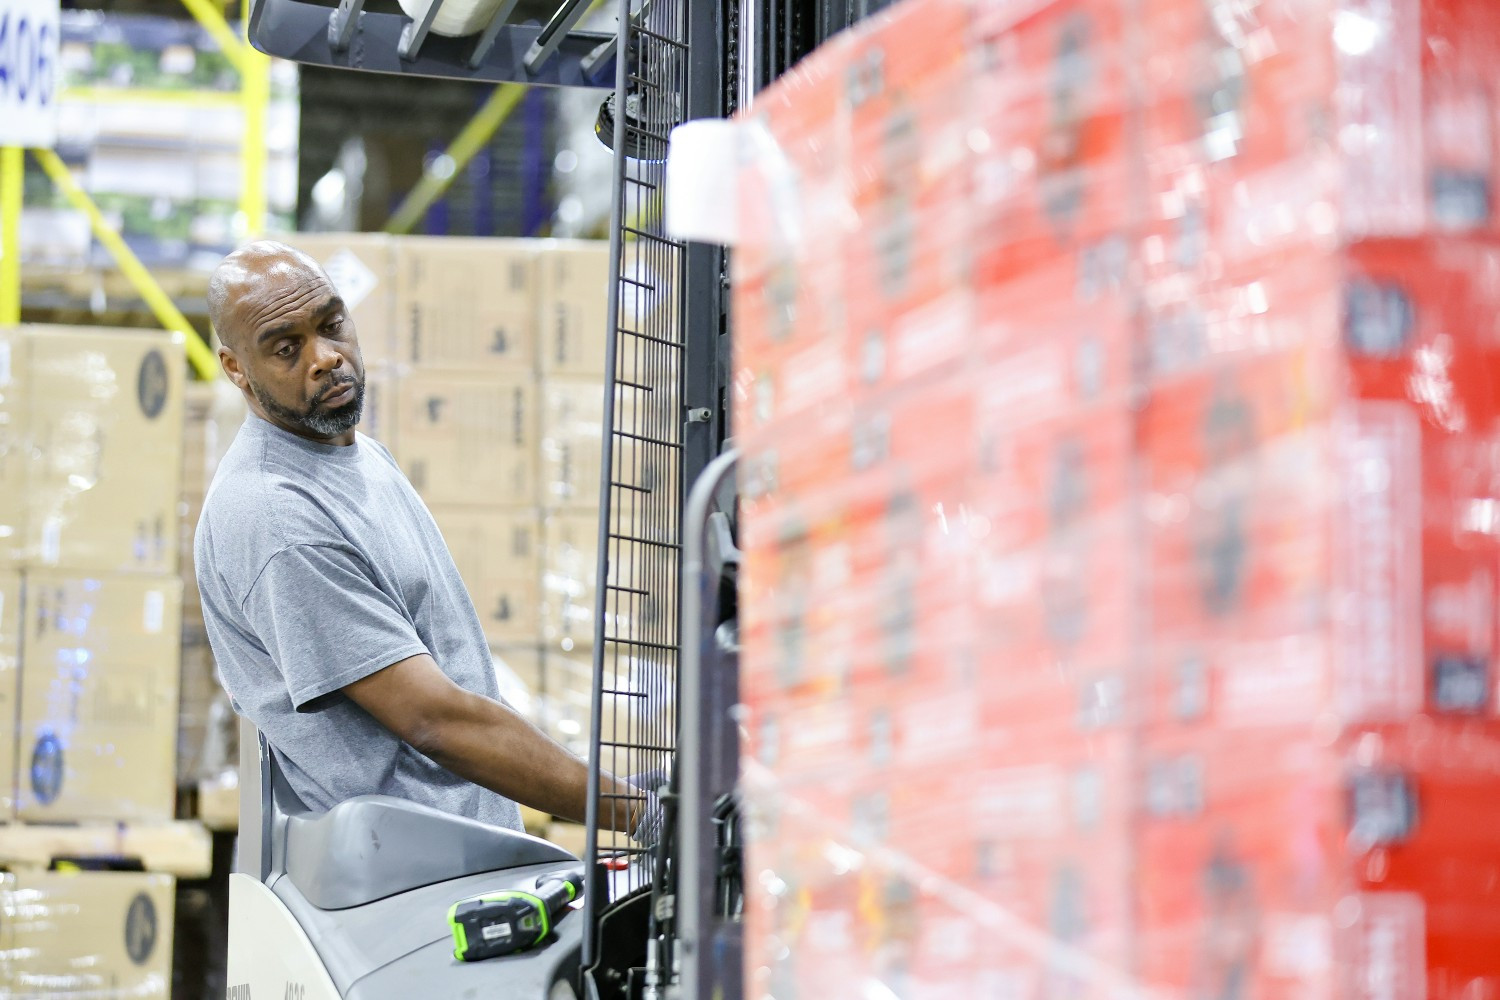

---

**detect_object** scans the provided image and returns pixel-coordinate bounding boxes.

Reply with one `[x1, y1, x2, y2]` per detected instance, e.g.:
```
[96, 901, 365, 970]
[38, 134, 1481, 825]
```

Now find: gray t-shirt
[194, 413, 522, 831]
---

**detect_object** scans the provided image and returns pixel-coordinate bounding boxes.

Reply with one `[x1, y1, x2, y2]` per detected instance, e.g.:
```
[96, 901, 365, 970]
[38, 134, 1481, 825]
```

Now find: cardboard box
[359, 361, 402, 457]
[537, 240, 681, 384]
[540, 377, 675, 510]
[395, 372, 538, 506]
[6, 327, 186, 575]
[0, 571, 19, 817]
[17, 572, 183, 822]
[537, 240, 611, 378]
[179, 381, 246, 628]
[1143, 0, 1500, 260]
[1137, 719, 1500, 1000]
[541, 511, 600, 653]
[541, 508, 679, 655]
[540, 378, 608, 509]
[0, 869, 175, 998]
[394, 236, 537, 372]
[0, 329, 26, 566]
[429, 505, 542, 645]
[177, 624, 221, 786]
[969, 0, 1131, 291]
[731, 4, 1500, 995]
[1142, 241, 1500, 719]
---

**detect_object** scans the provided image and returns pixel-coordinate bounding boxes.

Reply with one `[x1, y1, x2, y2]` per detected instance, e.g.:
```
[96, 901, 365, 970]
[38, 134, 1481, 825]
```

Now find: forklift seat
[233, 724, 587, 998]
[263, 735, 576, 910]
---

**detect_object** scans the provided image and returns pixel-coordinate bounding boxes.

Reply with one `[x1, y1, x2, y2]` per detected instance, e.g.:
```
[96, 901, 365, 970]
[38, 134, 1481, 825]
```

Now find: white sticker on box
[1264, 913, 1333, 977]
[977, 766, 1066, 838]
[322, 249, 378, 311]
[39, 517, 61, 565]
[143, 590, 165, 634]
[0, 340, 10, 386]
[1220, 635, 1328, 728]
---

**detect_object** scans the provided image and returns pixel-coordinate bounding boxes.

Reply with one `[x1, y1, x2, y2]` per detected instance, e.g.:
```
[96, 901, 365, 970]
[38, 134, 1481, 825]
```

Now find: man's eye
[325, 317, 345, 334]
[276, 342, 296, 358]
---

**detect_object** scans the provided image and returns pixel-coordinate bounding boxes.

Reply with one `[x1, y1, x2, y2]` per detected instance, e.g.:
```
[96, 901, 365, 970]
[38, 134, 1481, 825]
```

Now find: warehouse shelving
[0, 0, 277, 381]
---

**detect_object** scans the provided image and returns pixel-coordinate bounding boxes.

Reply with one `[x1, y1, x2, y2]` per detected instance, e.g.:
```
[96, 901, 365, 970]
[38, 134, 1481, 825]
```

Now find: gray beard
[251, 376, 364, 439]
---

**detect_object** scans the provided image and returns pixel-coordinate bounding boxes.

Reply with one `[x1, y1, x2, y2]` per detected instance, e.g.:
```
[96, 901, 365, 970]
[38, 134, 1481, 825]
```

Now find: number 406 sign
[0, 0, 59, 148]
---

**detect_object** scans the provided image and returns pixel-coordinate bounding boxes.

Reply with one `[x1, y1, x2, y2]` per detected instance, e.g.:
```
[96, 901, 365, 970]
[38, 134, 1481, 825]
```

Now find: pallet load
[0, 325, 192, 995]
[733, 0, 1500, 996]
[0, 327, 187, 824]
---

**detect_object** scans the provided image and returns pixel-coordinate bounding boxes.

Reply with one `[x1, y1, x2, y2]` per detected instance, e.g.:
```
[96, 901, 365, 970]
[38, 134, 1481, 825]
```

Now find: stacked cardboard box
[392, 237, 544, 652]
[734, 0, 1500, 995]
[0, 326, 184, 995]
[178, 381, 245, 786]
[536, 242, 680, 764]
[0, 327, 187, 826]
[0, 869, 176, 996]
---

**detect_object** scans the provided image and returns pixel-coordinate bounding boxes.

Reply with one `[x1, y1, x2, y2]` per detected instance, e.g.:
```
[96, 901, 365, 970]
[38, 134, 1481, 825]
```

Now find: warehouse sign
[0, 0, 59, 147]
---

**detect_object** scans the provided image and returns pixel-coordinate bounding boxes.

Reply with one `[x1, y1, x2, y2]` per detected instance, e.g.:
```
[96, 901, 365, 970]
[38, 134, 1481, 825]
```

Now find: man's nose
[308, 337, 344, 380]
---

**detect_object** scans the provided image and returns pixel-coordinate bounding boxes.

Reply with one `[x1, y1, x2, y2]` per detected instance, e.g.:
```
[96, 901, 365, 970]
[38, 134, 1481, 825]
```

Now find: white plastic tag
[143, 590, 165, 634]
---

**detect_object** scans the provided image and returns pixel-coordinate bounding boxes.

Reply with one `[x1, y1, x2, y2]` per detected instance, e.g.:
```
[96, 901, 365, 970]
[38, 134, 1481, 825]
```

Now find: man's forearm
[418, 687, 643, 833]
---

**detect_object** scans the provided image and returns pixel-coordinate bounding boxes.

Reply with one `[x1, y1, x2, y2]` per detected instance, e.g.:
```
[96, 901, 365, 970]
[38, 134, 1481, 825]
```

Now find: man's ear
[219, 347, 248, 391]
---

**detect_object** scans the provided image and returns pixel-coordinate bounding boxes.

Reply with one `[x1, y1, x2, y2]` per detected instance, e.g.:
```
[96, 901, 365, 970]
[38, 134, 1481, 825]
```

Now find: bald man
[195, 241, 649, 840]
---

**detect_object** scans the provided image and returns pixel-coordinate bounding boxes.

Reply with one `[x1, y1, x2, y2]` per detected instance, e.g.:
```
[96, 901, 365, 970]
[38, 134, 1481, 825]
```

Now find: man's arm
[343, 652, 645, 835]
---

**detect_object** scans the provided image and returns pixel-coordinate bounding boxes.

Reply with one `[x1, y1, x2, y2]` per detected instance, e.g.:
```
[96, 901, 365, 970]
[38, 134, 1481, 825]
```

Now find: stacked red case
[733, 0, 1500, 996]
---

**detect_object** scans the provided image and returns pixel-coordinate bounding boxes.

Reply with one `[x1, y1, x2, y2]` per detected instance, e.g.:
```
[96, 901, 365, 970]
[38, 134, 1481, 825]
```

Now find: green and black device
[448, 867, 585, 962]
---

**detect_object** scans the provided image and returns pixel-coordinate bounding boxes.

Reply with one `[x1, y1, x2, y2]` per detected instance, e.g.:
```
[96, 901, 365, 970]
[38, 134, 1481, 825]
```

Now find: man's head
[209, 241, 365, 444]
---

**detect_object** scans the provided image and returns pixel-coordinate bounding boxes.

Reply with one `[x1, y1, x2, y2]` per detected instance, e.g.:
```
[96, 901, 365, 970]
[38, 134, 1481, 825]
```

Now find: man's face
[220, 257, 365, 442]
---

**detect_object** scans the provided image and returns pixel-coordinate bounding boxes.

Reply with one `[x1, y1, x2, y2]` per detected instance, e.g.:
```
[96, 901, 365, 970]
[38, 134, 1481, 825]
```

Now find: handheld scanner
[448, 868, 585, 962]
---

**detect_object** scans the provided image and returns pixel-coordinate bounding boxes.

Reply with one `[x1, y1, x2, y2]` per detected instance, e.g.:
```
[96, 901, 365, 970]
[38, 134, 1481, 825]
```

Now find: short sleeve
[242, 542, 431, 710]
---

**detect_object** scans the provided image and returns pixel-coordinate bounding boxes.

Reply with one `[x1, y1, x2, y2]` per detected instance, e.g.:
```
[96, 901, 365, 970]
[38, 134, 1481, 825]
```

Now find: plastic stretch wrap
[732, 0, 1500, 997]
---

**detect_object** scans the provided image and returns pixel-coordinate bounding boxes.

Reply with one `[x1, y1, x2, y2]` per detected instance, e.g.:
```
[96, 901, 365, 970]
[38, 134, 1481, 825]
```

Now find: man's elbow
[395, 689, 480, 762]
[403, 718, 445, 760]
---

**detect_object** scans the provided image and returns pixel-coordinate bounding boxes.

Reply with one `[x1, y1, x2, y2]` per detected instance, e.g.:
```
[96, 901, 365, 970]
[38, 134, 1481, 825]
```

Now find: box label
[0, 0, 60, 148]
[136, 349, 169, 419]
[125, 891, 159, 965]
[142, 589, 164, 634]
[322, 248, 379, 310]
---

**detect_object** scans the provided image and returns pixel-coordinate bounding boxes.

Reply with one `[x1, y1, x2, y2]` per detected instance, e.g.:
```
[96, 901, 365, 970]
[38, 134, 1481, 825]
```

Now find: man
[195, 240, 649, 841]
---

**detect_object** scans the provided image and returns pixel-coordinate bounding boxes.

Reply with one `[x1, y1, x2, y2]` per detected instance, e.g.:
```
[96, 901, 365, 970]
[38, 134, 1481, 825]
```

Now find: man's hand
[343, 652, 643, 835]
[627, 769, 670, 847]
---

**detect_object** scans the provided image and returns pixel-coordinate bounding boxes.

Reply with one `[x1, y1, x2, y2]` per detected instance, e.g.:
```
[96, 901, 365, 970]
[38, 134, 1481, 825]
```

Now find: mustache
[309, 373, 359, 408]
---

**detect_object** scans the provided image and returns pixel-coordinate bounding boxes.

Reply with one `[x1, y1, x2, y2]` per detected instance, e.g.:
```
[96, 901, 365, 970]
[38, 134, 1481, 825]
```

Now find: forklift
[226, 0, 888, 995]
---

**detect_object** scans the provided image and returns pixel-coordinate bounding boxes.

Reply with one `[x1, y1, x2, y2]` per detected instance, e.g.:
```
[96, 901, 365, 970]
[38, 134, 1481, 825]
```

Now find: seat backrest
[283, 795, 576, 909]
[240, 721, 576, 908]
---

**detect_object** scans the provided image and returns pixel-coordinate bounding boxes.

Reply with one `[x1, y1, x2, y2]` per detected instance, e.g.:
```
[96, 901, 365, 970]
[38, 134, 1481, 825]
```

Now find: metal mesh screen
[583, 0, 689, 964]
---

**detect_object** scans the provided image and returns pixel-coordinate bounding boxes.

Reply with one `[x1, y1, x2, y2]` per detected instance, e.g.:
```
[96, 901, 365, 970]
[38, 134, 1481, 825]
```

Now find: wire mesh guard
[586, 0, 690, 914]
